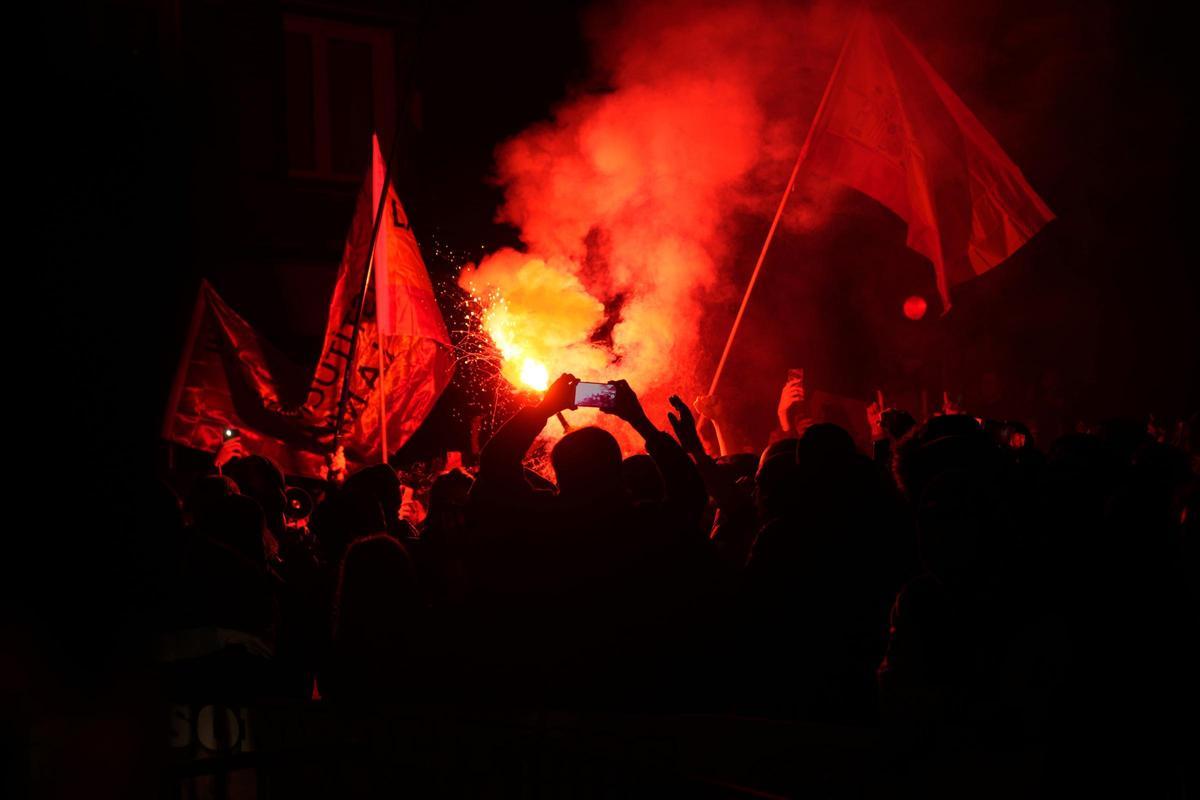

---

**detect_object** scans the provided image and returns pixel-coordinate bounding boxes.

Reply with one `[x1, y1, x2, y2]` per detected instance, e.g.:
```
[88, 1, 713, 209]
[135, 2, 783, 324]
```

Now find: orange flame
[519, 359, 550, 391]
[462, 250, 609, 394]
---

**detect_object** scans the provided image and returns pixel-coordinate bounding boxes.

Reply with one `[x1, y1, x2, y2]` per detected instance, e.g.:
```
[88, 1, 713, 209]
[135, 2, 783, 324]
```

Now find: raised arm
[693, 394, 729, 457]
[473, 373, 578, 504]
[667, 395, 745, 513]
[604, 381, 708, 529]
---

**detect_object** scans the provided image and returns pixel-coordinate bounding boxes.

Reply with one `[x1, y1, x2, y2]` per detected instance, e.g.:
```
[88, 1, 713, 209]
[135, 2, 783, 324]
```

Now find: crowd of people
[128, 373, 1193, 792]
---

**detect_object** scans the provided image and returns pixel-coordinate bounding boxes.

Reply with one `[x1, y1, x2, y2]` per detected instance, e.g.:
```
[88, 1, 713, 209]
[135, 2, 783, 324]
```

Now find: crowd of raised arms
[130, 373, 1192, 790]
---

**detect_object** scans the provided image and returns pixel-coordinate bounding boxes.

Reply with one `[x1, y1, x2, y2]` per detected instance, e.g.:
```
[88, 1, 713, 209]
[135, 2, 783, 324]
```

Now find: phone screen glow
[574, 382, 616, 408]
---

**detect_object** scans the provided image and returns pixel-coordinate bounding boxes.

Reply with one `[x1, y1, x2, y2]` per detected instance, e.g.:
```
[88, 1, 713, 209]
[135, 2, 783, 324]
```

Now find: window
[283, 14, 396, 180]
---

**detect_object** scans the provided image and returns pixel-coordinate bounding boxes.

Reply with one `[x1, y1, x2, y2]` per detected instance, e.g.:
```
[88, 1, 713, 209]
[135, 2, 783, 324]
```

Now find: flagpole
[705, 13, 859, 398]
[333, 128, 405, 458]
[377, 320, 388, 463]
[704, 147, 806, 398]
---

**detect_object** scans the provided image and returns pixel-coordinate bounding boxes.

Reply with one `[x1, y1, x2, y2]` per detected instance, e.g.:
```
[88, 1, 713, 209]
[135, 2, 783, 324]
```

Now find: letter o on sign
[196, 705, 244, 753]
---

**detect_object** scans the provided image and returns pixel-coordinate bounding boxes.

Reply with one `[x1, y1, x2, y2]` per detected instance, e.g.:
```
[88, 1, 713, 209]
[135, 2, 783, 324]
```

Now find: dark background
[31, 0, 1197, 483]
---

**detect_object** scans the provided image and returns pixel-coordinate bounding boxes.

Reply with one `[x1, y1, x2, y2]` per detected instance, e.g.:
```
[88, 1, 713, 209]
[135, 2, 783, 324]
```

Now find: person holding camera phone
[473, 373, 705, 518]
[466, 373, 712, 704]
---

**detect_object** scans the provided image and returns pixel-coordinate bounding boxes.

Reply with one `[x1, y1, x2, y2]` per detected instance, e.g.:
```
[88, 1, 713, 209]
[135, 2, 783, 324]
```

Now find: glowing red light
[903, 295, 928, 320]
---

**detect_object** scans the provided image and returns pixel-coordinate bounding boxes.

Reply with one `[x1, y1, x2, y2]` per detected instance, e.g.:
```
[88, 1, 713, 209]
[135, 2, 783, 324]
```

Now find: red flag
[371, 136, 451, 343]
[166, 137, 454, 474]
[800, 12, 1054, 311]
[301, 134, 454, 463]
[162, 281, 329, 478]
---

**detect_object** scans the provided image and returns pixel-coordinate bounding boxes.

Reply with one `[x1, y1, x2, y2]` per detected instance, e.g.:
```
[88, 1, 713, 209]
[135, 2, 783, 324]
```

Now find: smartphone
[223, 427, 239, 440]
[574, 381, 617, 409]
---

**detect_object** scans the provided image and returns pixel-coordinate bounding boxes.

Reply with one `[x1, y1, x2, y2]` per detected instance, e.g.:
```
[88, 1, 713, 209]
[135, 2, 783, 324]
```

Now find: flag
[162, 280, 329, 477]
[301, 133, 454, 463]
[800, 11, 1055, 311]
[165, 135, 455, 474]
[371, 135, 451, 342]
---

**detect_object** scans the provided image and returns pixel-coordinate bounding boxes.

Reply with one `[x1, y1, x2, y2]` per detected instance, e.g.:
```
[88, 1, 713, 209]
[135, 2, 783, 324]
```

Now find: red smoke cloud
[459, 1, 854, 443]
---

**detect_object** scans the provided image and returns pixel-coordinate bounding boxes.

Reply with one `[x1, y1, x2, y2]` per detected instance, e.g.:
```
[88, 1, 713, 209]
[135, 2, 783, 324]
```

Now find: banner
[801, 11, 1055, 310]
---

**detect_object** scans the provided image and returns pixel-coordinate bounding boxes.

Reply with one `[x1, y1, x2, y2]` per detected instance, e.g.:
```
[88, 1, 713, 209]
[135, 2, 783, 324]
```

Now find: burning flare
[461, 250, 609, 394]
[461, 1, 853, 423]
[520, 359, 550, 392]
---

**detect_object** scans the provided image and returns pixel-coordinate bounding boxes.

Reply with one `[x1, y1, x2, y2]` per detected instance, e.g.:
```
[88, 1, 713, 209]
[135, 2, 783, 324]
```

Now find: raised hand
[667, 395, 705, 457]
[694, 394, 720, 420]
[329, 445, 346, 473]
[867, 389, 885, 440]
[215, 435, 248, 470]
[941, 391, 963, 416]
[536, 373, 579, 417]
[321, 444, 347, 484]
[398, 486, 426, 525]
[602, 379, 652, 431]
[777, 378, 806, 432]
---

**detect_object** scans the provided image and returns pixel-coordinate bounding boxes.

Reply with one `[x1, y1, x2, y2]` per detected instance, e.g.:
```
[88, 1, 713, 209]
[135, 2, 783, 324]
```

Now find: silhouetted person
[222, 454, 288, 542]
[465, 375, 710, 708]
[342, 463, 404, 538]
[738, 424, 903, 723]
[621, 453, 666, 504]
[322, 533, 423, 704]
[165, 493, 278, 700]
[417, 468, 474, 607]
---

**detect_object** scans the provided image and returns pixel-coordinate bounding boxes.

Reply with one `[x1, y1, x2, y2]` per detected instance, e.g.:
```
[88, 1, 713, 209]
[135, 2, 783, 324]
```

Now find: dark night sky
[31, 0, 1198, 480]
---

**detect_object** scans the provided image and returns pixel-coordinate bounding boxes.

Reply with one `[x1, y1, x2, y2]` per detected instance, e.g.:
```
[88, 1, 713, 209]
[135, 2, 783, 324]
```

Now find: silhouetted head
[755, 438, 801, 520]
[332, 533, 419, 642]
[924, 413, 983, 439]
[798, 423, 857, 465]
[893, 417, 999, 502]
[881, 408, 916, 441]
[195, 493, 268, 565]
[425, 468, 474, 536]
[222, 455, 286, 531]
[621, 454, 665, 504]
[757, 437, 799, 476]
[429, 468, 474, 515]
[550, 426, 623, 500]
[1095, 417, 1151, 466]
[344, 463, 403, 521]
[312, 486, 389, 568]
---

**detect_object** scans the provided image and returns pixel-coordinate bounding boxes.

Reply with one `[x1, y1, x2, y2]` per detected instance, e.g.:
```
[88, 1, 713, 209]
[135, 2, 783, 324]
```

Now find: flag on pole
[301, 133, 454, 463]
[165, 136, 455, 474]
[800, 12, 1055, 311]
[162, 280, 329, 478]
[371, 136, 451, 342]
